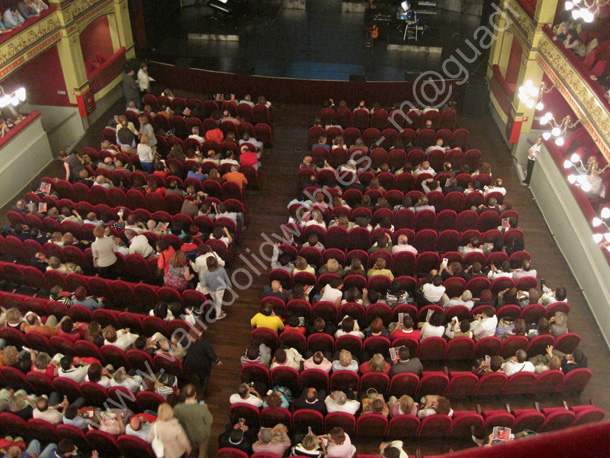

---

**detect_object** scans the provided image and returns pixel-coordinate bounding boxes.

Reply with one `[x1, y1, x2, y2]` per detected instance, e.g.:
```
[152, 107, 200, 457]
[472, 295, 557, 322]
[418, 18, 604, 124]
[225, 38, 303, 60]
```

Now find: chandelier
[565, 0, 601, 22]
[593, 207, 610, 243]
[540, 114, 581, 147]
[517, 81, 554, 110]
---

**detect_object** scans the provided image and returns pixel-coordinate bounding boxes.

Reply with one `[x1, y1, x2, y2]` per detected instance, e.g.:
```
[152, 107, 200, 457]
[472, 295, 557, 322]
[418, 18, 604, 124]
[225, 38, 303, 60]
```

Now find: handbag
[151, 421, 164, 458]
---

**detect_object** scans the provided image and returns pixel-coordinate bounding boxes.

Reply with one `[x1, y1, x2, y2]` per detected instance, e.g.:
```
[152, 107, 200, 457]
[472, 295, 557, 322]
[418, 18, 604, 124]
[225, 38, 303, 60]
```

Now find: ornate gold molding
[0, 13, 61, 70]
[504, 0, 535, 47]
[537, 33, 610, 158]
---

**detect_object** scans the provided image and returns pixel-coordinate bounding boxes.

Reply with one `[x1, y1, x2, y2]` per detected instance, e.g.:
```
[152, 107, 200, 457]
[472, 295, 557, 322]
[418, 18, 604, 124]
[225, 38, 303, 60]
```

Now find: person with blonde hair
[291, 431, 323, 458]
[318, 258, 344, 276]
[293, 256, 316, 275]
[331, 349, 358, 373]
[164, 250, 195, 291]
[388, 394, 417, 417]
[4, 307, 24, 331]
[361, 353, 391, 374]
[149, 403, 192, 458]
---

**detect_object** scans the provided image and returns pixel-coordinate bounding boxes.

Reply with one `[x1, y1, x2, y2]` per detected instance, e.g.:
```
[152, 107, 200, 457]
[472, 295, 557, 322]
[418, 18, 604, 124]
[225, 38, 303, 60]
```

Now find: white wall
[0, 115, 54, 208]
[529, 144, 610, 348]
[23, 104, 86, 153]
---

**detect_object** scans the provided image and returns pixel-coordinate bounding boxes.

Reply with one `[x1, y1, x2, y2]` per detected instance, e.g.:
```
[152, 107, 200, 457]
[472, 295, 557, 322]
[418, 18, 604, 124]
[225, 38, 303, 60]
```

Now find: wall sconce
[0, 86, 26, 108]
[540, 114, 581, 147]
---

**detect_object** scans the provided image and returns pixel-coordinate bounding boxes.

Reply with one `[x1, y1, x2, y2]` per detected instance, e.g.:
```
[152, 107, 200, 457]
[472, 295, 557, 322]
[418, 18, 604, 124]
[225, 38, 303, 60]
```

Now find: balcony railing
[88, 47, 126, 95]
[537, 27, 610, 158]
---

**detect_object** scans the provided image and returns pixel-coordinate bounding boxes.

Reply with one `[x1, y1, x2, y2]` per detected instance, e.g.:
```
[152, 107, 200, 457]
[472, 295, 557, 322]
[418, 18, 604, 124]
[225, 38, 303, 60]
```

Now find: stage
[141, 0, 484, 82]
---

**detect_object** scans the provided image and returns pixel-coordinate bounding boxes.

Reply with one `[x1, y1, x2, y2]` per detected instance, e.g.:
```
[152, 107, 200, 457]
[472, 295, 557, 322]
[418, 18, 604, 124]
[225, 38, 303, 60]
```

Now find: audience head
[369, 353, 387, 372]
[429, 310, 444, 326]
[339, 349, 353, 367]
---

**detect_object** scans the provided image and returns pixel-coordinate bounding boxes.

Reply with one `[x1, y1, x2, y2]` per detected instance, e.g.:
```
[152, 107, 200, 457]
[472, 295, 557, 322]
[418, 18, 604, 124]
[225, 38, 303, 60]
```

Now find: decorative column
[56, 27, 90, 105]
[112, 0, 135, 59]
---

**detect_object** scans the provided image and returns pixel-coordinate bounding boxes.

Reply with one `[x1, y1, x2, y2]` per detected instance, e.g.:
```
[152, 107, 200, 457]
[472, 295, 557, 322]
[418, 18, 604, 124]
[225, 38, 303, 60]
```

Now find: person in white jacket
[137, 62, 155, 93]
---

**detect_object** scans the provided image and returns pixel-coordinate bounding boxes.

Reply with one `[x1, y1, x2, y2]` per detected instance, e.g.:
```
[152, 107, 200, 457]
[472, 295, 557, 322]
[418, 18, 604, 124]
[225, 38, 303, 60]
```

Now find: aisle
[204, 103, 312, 452]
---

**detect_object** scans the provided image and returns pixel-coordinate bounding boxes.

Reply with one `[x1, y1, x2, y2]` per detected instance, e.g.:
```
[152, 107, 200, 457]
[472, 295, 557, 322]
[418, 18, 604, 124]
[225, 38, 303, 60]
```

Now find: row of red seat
[0, 262, 205, 309]
[241, 365, 591, 399]
[283, 224, 520, 256]
[270, 250, 530, 284]
[309, 146, 479, 176]
[0, 235, 229, 279]
[261, 296, 569, 327]
[314, 108, 458, 133]
[141, 93, 272, 125]
[36, 178, 247, 211]
[229, 401, 602, 440]
[0, 413, 155, 458]
[251, 326, 578, 362]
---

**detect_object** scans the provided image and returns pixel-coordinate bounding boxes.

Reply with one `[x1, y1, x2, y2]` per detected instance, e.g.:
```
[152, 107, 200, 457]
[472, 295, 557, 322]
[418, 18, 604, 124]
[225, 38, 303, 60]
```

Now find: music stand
[403, 11, 418, 41]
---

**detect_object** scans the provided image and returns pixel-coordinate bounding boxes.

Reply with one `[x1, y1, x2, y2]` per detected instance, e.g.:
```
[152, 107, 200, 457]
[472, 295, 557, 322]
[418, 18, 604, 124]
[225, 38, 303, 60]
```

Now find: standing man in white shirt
[523, 136, 542, 186]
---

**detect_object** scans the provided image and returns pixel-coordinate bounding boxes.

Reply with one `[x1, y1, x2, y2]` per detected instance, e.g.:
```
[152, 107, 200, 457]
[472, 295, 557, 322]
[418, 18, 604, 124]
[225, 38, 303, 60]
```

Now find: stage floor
[146, 0, 483, 82]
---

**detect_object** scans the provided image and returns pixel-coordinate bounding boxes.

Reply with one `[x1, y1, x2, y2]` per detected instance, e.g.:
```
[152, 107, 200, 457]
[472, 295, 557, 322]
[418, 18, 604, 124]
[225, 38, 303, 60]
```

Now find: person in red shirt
[156, 239, 176, 276]
[205, 126, 224, 144]
[283, 315, 306, 335]
[389, 315, 421, 341]
[223, 165, 248, 189]
[239, 145, 260, 170]
[57, 317, 85, 343]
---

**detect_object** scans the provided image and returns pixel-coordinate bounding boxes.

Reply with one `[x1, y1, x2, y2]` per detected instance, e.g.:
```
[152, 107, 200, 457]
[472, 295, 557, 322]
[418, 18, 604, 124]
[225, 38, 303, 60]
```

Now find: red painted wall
[3, 45, 72, 107]
[79, 15, 114, 64]
[505, 36, 523, 84]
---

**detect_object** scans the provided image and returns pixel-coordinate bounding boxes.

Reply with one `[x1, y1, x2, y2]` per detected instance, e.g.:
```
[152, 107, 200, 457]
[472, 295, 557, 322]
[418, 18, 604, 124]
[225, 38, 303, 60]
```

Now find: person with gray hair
[550, 311, 568, 337]
[501, 349, 535, 376]
[125, 229, 155, 258]
[229, 383, 263, 407]
[324, 390, 360, 415]
[109, 367, 143, 393]
[441, 289, 474, 310]
[252, 424, 291, 456]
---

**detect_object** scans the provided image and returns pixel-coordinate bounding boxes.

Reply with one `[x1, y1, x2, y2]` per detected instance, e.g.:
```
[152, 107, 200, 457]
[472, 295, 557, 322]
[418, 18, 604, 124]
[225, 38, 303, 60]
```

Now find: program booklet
[491, 426, 511, 443]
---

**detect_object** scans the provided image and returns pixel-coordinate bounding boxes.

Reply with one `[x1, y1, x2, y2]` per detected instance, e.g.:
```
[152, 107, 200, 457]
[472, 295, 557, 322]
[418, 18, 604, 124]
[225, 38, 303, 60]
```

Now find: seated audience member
[294, 387, 327, 413]
[459, 237, 483, 255]
[391, 234, 418, 255]
[33, 395, 71, 425]
[385, 281, 412, 307]
[324, 391, 360, 414]
[316, 278, 343, 306]
[420, 275, 445, 305]
[230, 383, 264, 407]
[445, 319, 472, 339]
[291, 431, 324, 458]
[540, 282, 568, 306]
[367, 258, 394, 280]
[250, 303, 285, 332]
[302, 234, 325, 252]
[3, 6, 25, 28]
[368, 233, 393, 253]
[252, 425, 291, 457]
[365, 317, 389, 338]
[442, 290, 474, 310]
[323, 427, 357, 458]
[58, 355, 89, 383]
[103, 325, 139, 350]
[125, 415, 153, 443]
[332, 349, 359, 373]
[360, 353, 391, 374]
[270, 347, 302, 371]
[307, 317, 337, 336]
[318, 258, 344, 276]
[223, 164, 248, 189]
[241, 343, 272, 366]
[334, 317, 364, 339]
[413, 161, 435, 177]
[85, 363, 112, 388]
[501, 349, 536, 376]
[110, 367, 143, 393]
[474, 354, 504, 377]
[417, 395, 453, 418]
[387, 395, 417, 417]
[527, 317, 551, 340]
[512, 259, 537, 280]
[389, 346, 423, 377]
[63, 403, 94, 430]
[218, 421, 256, 454]
[550, 311, 568, 337]
[471, 307, 498, 340]
[496, 317, 527, 340]
[420, 310, 445, 340]
[389, 315, 421, 341]
[294, 256, 316, 275]
[71, 286, 103, 310]
[304, 351, 332, 373]
[263, 390, 289, 409]
[413, 195, 435, 213]
[488, 261, 514, 280]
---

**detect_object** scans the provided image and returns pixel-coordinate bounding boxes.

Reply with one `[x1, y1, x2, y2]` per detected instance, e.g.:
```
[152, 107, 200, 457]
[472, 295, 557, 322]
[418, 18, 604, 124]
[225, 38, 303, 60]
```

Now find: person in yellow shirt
[251, 303, 285, 332]
[367, 258, 394, 280]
